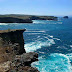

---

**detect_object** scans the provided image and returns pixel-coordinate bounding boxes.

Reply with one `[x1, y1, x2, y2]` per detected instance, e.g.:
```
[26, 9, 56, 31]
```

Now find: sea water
[0, 17, 72, 72]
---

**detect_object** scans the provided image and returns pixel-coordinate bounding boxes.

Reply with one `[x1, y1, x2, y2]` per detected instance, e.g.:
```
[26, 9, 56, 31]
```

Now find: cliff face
[0, 29, 26, 63]
[0, 14, 58, 23]
[0, 17, 33, 23]
[0, 29, 39, 72]
[0, 29, 26, 54]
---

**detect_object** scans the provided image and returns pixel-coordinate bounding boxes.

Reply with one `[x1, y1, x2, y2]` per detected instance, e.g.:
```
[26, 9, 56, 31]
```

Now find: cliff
[0, 17, 33, 23]
[0, 29, 39, 72]
[0, 14, 58, 23]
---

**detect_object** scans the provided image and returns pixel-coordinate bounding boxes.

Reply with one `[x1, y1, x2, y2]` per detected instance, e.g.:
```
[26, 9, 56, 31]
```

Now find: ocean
[0, 17, 72, 72]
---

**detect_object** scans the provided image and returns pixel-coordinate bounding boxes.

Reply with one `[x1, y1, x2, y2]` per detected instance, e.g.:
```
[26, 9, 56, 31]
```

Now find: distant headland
[0, 14, 57, 23]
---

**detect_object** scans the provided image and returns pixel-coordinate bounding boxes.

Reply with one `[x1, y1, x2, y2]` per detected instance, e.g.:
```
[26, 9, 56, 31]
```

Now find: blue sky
[0, 0, 72, 16]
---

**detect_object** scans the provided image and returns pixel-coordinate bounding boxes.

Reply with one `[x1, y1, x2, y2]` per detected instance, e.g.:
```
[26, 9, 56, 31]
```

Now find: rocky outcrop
[0, 61, 11, 72]
[63, 16, 68, 18]
[14, 52, 38, 66]
[9, 66, 39, 72]
[0, 29, 39, 72]
[0, 29, 26, 55]
[30, 16, 58, 20]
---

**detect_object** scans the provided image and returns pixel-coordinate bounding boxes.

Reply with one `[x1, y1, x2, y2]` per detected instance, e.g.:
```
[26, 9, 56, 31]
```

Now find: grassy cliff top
[0, 14, 57, 19]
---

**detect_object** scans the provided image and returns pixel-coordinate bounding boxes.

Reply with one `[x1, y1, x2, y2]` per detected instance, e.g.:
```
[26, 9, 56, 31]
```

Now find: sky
[0, 0, 72, 16]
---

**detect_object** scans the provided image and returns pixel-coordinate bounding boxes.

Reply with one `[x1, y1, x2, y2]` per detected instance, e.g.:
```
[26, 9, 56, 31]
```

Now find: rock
[0, 29, 39, 72]
[9, 66, 39, 72]
[14, 52, 38, 66]
[0, 29, 26, 63]
[0, 29, 26, 55]
[7, 52, 39, 72]
[63, 16, 68, 18]
[0, 61, 11, 72]
[23, 66, 39, 72]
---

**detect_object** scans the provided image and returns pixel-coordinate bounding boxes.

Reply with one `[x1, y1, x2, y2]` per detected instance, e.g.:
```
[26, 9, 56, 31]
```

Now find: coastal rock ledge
[0, 29, 39, 72]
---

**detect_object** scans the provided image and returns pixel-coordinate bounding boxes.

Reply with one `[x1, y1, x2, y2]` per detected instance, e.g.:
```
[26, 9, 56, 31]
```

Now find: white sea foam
[26, 30, 45, 33]
[25, 39, 55, 53]
[50, 35, 53, 38]
[39, 51, 45, 54]
[0, 23, 8, 25]
[66, 53, 72, 61]
[70, 45, 72, 48]
[53, 38, 61, 40]
[32, 53, 72, 72]
[28, 33, 41, 35]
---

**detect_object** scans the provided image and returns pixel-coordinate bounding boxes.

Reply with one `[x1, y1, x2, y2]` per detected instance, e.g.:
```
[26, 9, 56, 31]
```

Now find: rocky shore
[0, 29, 39, 72]
[0, 14, 58, 23]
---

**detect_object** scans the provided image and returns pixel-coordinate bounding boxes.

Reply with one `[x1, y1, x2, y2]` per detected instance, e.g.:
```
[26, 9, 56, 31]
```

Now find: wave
[33, 20, 63, 24]
[26, 30, 45, 33]
[31, 53, 72, 72]
[0, 23, 8, 25]
[70, 45, 72, 48]
[25, 38, 55, 53]
[27, 33, 41, 35]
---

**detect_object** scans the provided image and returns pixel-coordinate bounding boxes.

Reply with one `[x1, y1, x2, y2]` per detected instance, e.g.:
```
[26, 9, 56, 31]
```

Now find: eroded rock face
[0, 52, 39, 72]
[0, 17, 33, 23]
[9, 66, 39, 72]
[14, 52, 38, 66]
[0, 29, 39, 72]
[0, 29, 26, 63]
[0, 61, 11, 72]
[0, 29, 26, 55]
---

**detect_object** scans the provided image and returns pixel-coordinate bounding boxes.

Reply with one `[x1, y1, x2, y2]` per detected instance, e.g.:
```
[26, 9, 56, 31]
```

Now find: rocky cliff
[0, 17, 33, 23]
[0, 14, 58, 23]
[0, 29, 39, 72]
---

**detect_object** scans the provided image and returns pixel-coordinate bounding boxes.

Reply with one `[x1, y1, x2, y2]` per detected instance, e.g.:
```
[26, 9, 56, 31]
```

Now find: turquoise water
[0, 18, 72, 72]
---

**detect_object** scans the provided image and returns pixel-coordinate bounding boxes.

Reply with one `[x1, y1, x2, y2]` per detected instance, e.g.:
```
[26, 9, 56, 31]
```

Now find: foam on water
[70, 45, 72, 48]
[66, 53, 72, 63]
[31, 53, 72, 72]
[0, 23, 8, 25]
[25, 38, 55, 53]
[26, 30, 45, 33]
[33, 20, 63, 24]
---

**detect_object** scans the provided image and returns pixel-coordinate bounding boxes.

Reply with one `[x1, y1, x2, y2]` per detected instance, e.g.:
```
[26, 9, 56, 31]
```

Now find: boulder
[14, 52, 38, 66]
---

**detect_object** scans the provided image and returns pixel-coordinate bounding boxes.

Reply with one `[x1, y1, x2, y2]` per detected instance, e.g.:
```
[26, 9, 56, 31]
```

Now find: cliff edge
[0, 29, 39, 72]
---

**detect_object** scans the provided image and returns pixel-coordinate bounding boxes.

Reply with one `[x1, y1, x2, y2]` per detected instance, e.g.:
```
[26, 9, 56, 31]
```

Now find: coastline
[0, 14, 57, 23]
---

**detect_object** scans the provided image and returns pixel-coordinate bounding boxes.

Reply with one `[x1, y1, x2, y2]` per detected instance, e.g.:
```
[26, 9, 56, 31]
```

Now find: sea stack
[63, 16, 68, 18]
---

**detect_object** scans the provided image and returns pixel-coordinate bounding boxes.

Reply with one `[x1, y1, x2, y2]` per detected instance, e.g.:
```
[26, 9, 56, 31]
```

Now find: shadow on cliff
[0, 17, 32, 23]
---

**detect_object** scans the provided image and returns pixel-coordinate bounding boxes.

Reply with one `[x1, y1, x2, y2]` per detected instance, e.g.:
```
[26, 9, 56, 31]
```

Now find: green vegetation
[0, 14, 58, 23]
[0, 14, 57, 20]
[8, 28, 11, 32]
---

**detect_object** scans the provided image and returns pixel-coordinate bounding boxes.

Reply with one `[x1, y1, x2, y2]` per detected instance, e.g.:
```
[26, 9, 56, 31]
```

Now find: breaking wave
[25, 38, 55, 53]
[0, 23, 8, 25]
[32, 53, 72, 72]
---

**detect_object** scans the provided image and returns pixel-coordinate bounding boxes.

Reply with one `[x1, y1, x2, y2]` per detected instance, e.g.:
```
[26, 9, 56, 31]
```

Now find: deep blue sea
[0, 17, 72, 72]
